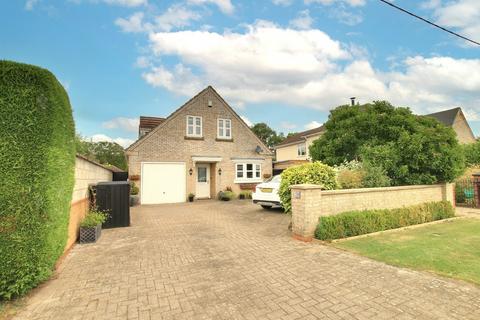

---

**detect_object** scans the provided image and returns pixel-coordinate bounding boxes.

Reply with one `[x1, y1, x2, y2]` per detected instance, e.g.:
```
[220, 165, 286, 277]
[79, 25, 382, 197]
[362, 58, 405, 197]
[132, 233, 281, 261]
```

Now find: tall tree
[309, 101, 465, 185]
[251, 123, 285, 148]
[75, 135, 128, 170]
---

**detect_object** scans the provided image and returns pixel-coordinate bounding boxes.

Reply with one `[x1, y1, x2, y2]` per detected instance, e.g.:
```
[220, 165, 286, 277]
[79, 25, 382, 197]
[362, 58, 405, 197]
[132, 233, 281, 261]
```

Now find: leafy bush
[0, 61, 75, 299]
[219, 191, 236, 201]
[279, 162, 338, 213]
[80, 209, 108, 228]
[337, 169, 364, 189]
[130, 182, 139, 195]
[239, 190, 252, 199]
[310, 101, 465, 186]
[361, 162, 391, 188]
[315, 201, 455, 240]
[462, 141, 480, 167]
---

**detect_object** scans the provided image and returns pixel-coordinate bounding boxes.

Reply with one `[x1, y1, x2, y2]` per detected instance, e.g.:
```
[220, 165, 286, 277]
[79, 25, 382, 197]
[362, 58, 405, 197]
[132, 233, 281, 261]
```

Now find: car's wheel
[261, 205, 272, 209]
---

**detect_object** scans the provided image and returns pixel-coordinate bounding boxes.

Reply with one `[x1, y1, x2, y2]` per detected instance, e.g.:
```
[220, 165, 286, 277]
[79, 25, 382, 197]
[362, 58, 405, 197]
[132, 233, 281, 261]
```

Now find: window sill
[234, 179, 263, 184]
[216, 138, 234, 142]
[184, 136, 204, 141]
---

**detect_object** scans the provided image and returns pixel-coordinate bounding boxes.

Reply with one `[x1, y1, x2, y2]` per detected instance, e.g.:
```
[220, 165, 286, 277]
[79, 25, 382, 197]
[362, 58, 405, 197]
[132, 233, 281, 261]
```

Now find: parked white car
[252, 175, 282, 209]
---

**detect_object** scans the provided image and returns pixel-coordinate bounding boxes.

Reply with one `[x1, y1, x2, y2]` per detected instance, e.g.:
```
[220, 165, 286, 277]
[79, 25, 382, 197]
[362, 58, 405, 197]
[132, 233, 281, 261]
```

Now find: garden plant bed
[334, 218, 480, 285]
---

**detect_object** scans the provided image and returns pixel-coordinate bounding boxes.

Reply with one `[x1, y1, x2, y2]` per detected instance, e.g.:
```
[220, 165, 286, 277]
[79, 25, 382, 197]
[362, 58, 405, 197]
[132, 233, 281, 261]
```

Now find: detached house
[426, 107, 476, 144]
[126, 86, 273, 204]
[272, 125, 324, 173]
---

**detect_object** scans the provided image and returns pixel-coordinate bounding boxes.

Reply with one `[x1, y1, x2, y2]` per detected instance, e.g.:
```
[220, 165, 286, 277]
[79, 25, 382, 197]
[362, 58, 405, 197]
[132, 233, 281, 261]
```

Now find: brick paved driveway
[15, 201, 480, 320]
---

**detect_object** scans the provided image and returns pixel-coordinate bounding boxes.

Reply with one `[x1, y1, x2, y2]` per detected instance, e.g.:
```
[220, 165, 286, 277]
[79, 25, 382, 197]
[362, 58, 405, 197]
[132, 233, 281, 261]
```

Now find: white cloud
[135, 56, 151, 68]
[25, 0, 39, 10]
[187, 0, 234, 14]
[101, 0, 147, 7]
[329, 5, 363, 25]
[156, 4, 202, 32]
[89, 134, 135, 148]
[426, 0, 480, 43]
[140, 21, 480, 119]
[305, 0, 366, 7]
[281, 121, 297, 129]
[289, 10, 314, 30]
[272, 0, 293, 6]
[102, 117, 139, 132]
[115, 12, 146, 33]
[240, 115, 253, 127]
[116, 5, 202, 34]
[304, 121, 322, 130]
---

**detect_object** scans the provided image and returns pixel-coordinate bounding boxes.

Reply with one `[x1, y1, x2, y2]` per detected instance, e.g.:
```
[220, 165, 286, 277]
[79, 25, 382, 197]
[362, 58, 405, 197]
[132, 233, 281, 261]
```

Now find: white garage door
[141, 162, 186, 204]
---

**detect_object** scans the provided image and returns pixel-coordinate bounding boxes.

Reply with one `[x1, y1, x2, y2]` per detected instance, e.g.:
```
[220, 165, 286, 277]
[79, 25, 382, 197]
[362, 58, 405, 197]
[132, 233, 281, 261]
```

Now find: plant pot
[79, 224, 102, 244]
[239, 194, 245, 200]
[130, 195, 139, 207]
[188, 197, 194, 202]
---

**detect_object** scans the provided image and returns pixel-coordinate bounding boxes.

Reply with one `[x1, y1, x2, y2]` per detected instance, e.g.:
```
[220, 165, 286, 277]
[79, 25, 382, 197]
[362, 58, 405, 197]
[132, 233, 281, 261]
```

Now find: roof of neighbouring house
[274, 125, 325, 148]
[425, 107, 461, 126]
[139, 116, 166, 129]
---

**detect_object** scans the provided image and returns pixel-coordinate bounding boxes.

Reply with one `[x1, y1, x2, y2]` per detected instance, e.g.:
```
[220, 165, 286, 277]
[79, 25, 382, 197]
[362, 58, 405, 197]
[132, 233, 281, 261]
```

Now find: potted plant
[239, 190, 252, 200]
[130, 182, 140, 207]
[79, 208, 108, 244]
[219, 190, 236, 201]
[188, 193, 195, 202]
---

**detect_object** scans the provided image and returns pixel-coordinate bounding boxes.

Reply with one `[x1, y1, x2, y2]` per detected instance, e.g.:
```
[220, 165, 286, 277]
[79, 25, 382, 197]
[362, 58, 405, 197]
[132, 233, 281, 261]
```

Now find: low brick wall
[290, 183, 455, 241]
[65, 156, 113, 251]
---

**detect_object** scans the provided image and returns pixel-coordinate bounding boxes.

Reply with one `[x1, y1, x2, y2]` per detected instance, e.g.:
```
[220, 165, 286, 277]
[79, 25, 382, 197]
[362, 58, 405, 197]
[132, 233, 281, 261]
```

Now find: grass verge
[334, 218, 480, 285]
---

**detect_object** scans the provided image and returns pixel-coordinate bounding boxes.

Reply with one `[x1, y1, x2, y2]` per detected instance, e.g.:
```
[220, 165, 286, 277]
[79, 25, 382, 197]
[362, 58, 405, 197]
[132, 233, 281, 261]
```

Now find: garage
[141, 162, 186, 204]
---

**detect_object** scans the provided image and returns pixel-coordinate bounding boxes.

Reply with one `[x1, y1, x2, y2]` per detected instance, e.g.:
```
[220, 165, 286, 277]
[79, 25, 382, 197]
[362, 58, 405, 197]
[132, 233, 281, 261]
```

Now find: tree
[251, 123, 285, 148]
[309, 101, 465, 185]
[75, 135, 128, 170]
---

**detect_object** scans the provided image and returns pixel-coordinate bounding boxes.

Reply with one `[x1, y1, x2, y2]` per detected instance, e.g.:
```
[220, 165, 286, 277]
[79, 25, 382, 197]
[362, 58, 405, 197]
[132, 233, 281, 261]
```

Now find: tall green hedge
[0, 61, 75, 299]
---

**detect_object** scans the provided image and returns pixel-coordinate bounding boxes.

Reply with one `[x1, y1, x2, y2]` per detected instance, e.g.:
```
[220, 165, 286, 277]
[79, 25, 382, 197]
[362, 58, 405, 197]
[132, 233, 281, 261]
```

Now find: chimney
[350, 97, 356, 106]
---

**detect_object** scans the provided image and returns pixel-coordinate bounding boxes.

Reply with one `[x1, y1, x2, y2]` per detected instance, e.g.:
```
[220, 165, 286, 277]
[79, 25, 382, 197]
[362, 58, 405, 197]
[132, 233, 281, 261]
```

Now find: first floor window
[297, 143, 306, 156]
[236, 163, 261, 181]
[218, 118, 232, 139]
[187, 115, 202, 137]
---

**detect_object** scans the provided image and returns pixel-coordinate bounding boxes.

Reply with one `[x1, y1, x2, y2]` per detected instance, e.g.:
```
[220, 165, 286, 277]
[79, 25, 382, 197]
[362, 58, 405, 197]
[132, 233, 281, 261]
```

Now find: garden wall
[67, 155, 113, 251]
[290, 183, 455, 241]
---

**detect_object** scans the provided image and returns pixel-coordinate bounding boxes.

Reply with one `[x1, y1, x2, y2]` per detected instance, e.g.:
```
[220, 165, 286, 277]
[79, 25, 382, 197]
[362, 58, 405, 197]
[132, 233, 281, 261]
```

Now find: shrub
[315, 201, 455, 241]
[80, 209, 108, 228]
[239, 190, 252, 199]
[279, 162, 338, 213]
[219, 191, 236, 201]
[130, 182, 139, 195]
[0, 61, 75, 299]
[361, 162, 391, 188]
[337, 169, 364, 189]
[463, 141, 480, 167]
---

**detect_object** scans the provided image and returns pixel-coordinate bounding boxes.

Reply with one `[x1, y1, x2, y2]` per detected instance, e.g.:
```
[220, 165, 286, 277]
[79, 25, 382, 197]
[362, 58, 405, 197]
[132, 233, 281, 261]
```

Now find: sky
[1, 0, 480, 147]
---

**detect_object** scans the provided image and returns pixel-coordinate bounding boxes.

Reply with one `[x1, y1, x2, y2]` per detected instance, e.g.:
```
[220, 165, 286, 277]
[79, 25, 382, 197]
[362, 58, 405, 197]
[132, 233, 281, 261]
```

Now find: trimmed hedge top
[0, 61, 75, 299]
[315, 201, 455, 241]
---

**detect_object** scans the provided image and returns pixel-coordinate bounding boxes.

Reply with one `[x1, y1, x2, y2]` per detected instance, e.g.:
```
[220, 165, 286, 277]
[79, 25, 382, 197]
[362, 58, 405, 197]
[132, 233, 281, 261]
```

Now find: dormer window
[186, 115, 202, 137]
[217, 118, 232, 139]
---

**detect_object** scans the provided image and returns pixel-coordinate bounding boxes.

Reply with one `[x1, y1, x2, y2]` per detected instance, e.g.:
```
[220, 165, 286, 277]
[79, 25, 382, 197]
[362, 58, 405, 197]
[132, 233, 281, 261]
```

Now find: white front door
[196, 164, 210, 198]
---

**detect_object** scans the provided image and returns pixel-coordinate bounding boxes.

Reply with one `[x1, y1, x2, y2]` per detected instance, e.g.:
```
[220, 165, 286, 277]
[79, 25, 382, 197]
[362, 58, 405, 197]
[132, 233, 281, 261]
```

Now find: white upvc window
[235, 163, 262, 182]
[217, 118, 232, 139]
[297, 143, 306, 156]
[186, 115, 202, 137]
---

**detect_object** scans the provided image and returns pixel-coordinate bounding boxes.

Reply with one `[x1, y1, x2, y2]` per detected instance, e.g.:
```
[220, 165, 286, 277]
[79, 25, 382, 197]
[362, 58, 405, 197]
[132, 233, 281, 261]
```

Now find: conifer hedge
[0, 61, 75, 299]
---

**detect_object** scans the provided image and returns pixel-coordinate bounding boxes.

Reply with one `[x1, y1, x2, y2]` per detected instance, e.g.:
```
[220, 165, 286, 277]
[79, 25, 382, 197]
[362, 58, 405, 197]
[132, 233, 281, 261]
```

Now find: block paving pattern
[14, 201, 480, 320]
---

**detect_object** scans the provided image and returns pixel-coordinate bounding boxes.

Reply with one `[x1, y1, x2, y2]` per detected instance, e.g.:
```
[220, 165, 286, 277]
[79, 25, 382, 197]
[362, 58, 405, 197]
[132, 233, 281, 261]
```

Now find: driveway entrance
[14, 201, 480, 319]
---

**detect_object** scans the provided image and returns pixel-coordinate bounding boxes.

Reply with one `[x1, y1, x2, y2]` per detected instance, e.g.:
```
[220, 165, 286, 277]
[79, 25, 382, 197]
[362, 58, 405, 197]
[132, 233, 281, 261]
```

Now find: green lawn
[334, 218, 480, 285]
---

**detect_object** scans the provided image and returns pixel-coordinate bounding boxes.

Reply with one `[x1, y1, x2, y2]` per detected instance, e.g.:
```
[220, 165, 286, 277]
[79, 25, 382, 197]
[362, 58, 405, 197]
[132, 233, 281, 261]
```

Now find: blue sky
[1, 0, 479, 146]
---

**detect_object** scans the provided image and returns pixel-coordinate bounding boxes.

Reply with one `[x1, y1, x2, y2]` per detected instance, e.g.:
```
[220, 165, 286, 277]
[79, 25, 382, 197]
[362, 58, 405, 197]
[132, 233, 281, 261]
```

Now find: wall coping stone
[290, 184, 324, 190]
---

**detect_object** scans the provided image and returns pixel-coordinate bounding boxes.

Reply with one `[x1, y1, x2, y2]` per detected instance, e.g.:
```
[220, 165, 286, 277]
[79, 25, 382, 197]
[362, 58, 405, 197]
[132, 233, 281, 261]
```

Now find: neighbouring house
[272, 126, 324, 174]
[426, 107, 476, 144]
[138, 116, 165, 138]
[126, 86, 273, 204]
